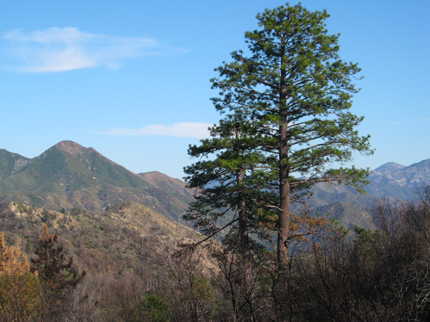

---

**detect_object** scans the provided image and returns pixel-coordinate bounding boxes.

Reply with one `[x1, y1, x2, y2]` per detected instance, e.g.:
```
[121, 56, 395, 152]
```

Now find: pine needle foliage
[184, 113, 275, 259]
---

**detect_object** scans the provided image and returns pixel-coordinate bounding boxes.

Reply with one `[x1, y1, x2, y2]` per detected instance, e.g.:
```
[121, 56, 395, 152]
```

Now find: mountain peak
[55, 141, 95, 156]
[373, 162, 405, 173]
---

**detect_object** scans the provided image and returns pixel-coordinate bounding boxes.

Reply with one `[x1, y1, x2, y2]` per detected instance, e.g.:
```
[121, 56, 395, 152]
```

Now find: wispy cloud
[3, 27, 187, 72]
[105, 123, 212, 139]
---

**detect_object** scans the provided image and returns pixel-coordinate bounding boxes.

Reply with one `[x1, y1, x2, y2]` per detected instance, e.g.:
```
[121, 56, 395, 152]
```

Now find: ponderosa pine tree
[31, 224, 85, 318]
[184, 112, 274, 261]
[186, 3, 373, 264]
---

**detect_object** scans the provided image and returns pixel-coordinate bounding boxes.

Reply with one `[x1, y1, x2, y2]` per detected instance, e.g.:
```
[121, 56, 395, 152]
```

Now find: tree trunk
[277, 47, 290, 264]
[237, 169, 250, 261]
[235, 130, 250, 261]
[277, 120, 290, 264]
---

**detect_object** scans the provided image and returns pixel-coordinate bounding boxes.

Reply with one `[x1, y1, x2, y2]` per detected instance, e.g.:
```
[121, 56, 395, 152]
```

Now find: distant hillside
[308, 159, 430, 209]
[0, 149, 30, 180]
[0, 141, 151, 194]
[138, 171, 195, 203]
[137, 171, 195, 224]
[0, 141, 192, 223]
[301, 159, 430, 230]
[310, 201, 374, 230]
[0, 201, 204, 275]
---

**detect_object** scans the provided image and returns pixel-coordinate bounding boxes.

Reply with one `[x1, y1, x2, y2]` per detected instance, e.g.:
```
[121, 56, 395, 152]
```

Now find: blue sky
[0, 0, 429, 179]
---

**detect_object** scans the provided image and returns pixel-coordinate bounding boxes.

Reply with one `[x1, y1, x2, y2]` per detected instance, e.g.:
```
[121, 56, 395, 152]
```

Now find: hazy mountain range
[305, 159, 430, 229]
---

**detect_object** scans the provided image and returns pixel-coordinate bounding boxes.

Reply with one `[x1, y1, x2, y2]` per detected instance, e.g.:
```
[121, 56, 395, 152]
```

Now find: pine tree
[31, 224, 85, 317]
[188, 3, 373, 264]
[184, 112, 275, 260]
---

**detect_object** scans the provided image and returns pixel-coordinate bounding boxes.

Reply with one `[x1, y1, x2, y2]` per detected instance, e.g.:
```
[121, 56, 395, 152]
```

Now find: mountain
[308, 159, 430, 208]
[138, 171, 195, 203]
[373, 162, 405, 173]
[370, 159, 430, 188]
[0, 141, 151, 193]
[137, 171, 195, 223]
[0, 141, 190, 222]
[310, 201, 374, 230]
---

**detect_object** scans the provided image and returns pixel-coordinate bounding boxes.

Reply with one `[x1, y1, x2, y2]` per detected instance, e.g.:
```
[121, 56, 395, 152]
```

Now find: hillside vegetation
[0, 201, 203, 275]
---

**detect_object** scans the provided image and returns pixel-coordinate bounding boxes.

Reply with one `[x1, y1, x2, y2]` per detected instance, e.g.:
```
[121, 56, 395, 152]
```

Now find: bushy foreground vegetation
[1, 188, 429, 321]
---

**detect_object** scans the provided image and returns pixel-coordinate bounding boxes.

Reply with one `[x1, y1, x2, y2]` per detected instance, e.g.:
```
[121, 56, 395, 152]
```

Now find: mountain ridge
[1, 141, 429, 231]
[369, 159, 430, 188]
[373, 161, 405, 173]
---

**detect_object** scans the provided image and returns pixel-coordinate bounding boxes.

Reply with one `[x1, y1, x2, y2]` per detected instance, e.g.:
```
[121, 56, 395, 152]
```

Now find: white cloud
[3, 27, 187, 72]
[106, 122, 212, 139]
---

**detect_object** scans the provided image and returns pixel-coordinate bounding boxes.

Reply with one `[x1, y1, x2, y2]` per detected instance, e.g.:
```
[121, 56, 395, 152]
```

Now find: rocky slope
[370, 159, 430, 188]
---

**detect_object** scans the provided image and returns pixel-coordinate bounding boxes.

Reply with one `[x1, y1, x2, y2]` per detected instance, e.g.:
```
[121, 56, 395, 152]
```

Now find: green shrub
[132, 293, 171, 322]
